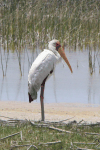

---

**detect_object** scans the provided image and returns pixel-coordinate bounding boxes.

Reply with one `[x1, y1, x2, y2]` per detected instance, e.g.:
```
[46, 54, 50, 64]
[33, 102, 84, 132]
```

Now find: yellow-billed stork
[28, 39, 73, 120]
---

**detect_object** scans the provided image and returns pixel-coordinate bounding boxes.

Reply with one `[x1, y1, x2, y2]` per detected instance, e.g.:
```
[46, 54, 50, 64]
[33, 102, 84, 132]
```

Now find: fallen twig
[38, 140, 61, 145]
[95, 142, 100, 148]
[75, 148, 95, 150]
[8, 119, 28, 124]
[78, 122, 100, 127]
[73, 142, 96, 145]
[74, 145, 95, 150]
[85, 132, 100, 135]
[11, 144, 31, 149]
[30, 121, 49, 127]
[0, 120, 8, 125]
[70, 142, 74, 149]
[77, 119, 84, 125]
[20, 131, 23, 140]
[0, 115, 14, 120]
[0, 132, 20, 141]
[93, 138, 100, 143]
[58, 116, 75, 123]
[49, 126, 72, 133]
[27, 144, 38, 150]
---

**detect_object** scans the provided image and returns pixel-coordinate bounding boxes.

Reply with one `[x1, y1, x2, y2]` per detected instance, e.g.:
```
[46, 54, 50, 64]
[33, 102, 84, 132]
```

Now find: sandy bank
[0, 101, 100, 123]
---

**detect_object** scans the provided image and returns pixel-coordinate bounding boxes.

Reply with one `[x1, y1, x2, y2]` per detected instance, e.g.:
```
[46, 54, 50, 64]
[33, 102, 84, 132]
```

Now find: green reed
[1, 0, 100, 51]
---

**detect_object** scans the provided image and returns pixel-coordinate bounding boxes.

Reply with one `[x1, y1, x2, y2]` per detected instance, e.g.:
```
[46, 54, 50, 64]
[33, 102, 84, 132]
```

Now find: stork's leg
[40, 86, 45, 121]
[40, 76, 48, 121]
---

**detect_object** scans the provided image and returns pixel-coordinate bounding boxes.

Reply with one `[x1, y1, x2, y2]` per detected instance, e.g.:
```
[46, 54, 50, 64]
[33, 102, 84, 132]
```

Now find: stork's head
[48, 39, 61, 52]
[48, 39, 73, 73]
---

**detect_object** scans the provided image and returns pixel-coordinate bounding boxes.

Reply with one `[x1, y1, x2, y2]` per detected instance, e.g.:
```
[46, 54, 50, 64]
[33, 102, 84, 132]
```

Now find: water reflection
[0, 47, 100, 104]
[88, 46, 100, 75]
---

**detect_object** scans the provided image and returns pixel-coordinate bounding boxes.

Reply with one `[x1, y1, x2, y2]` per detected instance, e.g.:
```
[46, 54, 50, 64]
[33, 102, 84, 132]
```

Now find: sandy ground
[0, 101, 100, 124]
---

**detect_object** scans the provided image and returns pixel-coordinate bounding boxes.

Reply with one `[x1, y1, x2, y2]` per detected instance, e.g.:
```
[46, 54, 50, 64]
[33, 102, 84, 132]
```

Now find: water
[0, 47, 100, 104]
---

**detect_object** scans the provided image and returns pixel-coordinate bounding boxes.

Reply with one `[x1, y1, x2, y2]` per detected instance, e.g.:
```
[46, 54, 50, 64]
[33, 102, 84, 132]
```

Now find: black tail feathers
[28, 93, 33, 103]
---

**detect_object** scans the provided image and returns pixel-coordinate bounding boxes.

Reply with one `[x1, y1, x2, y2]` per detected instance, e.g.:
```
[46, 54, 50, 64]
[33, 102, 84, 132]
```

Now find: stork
[28, 39, 73, 121]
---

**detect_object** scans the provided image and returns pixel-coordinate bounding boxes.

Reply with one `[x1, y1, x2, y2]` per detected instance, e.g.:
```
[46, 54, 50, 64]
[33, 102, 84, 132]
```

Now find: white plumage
[28, 39, 61, 101]
[28, 39, 73, 121]
[28, 39, 73, 103]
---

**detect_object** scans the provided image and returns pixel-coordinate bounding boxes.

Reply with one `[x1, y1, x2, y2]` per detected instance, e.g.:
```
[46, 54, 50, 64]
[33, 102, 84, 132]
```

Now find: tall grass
[1, 0, 100, 51]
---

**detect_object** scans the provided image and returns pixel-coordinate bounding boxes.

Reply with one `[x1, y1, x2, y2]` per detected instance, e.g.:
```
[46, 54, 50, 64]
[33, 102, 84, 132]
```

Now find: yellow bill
[58, 45, 73, 73]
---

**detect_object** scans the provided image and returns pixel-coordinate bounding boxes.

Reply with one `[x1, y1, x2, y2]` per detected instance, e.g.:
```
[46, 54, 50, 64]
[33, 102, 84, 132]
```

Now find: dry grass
[0, 119, 100, 149]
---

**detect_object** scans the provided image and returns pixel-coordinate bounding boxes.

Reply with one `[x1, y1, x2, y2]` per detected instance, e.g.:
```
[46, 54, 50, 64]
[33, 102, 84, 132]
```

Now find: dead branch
[49, 126, 72, 133]
[30, 121, 48, 127]
[58, 116, 75, 123]
[75, 148, 95, 150]
[8, 119, 28, 124]
[70, 142, 74, 149]
[73, 142, 96, 145]
[95, 142, 100, 148]
[85, 132, 100, 135]
[20, 131, 23, 140]
[74, 144, 95, 150]
[78, 122, 100, 127]
[77, 119, 84, 125]
[27, 144, 38, 150]
[0, 115, 14, 120]
[0, 132, 20, 141]
[38, 140, 61, 145]
[11, 144, 31, 149]
[0, 120, 8, 124]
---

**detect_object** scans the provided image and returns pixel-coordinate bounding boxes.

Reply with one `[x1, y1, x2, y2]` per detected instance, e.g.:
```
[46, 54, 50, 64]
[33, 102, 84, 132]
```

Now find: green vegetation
[1, 0, 100, 51]
[0, 120, 100, 149]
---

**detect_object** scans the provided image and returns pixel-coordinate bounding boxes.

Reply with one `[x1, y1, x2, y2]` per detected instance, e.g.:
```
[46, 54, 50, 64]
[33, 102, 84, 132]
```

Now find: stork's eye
[56, 43, 61, 51]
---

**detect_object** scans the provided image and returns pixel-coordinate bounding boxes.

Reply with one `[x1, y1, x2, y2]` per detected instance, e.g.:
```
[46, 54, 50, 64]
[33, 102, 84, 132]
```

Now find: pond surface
[0, 47, 100, 105]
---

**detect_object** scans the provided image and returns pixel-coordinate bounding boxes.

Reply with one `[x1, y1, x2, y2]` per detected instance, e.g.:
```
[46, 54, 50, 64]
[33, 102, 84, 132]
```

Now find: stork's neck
[44, 49, 60, 59]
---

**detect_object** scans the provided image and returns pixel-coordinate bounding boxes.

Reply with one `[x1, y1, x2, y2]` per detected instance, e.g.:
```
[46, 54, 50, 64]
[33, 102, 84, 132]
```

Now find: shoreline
[0, 101, 100, 123]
